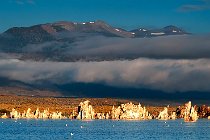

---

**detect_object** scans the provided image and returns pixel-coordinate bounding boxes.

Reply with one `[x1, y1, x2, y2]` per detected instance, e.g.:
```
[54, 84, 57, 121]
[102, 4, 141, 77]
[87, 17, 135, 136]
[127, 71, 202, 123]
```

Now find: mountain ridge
[3, 20, 188, 38]
[0, 20, 189, 61]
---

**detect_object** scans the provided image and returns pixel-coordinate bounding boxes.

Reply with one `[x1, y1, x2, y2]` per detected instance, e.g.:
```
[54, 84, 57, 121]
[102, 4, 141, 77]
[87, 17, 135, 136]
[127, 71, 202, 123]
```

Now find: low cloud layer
[67, 35, 210, 59]
[20, 34, 210, 60]
[1, 58, 210, 93]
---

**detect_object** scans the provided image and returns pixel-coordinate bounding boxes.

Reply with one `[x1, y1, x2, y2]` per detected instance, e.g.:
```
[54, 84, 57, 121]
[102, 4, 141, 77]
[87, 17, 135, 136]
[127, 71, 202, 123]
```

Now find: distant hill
[0, 20, 188, 61]
[0, 77, 209, 104]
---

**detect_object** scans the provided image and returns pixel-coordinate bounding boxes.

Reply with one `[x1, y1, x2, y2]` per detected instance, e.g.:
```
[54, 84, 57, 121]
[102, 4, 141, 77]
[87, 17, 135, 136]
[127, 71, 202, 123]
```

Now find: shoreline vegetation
[0, 95, 209, 122]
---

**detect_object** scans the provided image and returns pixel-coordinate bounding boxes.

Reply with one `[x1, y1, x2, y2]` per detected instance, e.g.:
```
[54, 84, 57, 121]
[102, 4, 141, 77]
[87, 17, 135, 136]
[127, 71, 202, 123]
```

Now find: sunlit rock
[52, 112, 62, 119]
[95, 113, 106, 119]
[111, 102, 152, 120]
[9, 108, 65, 119]
[10, 108, 21, 119]
[69, 110, 77, 119]
[26, 108, 34, 118]
[21, 111, 26, 118]
[111, 106, 121, 119]
[157, 107, 170, 120]
[77, 100, 95, 119]
[170, 112, 177, 120]
[1, 113, 8, 119]
[42, 109, 50, 119]
[157, 106, 177, 120]
[183, 101, 199, 122]
[208, 116, 210, 119]
[106, 113, 110, 119]
[34, 108, 40, 118]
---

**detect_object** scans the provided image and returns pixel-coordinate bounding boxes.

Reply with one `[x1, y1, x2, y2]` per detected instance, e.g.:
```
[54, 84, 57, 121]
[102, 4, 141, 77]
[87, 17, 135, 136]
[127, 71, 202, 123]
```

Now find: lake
[0, 119, 209, 140]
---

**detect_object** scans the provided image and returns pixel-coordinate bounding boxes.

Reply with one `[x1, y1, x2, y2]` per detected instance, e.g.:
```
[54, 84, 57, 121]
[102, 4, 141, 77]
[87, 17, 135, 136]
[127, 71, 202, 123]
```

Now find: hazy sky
[0, 0, 210, 33]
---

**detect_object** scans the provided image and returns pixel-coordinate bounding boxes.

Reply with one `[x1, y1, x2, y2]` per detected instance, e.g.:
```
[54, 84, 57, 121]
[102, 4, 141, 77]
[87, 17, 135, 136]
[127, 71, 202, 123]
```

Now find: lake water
[0, 119, 209, 140]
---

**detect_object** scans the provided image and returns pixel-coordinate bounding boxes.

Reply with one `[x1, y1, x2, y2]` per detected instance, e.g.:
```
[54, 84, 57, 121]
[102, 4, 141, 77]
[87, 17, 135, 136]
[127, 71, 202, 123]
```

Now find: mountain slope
[0, 20, 189, 61]
[130, 25, 188, 37]
[1, 20, 187, 43]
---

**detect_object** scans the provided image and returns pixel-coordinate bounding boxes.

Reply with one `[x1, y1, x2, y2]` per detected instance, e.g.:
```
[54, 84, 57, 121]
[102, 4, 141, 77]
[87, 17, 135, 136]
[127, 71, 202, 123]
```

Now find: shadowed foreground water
[0, 119, 209, 140]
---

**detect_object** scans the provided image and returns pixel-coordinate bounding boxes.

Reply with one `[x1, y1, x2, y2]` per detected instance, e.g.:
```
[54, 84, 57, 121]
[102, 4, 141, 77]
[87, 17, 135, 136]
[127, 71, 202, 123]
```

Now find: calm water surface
[0, 119, 209, 140]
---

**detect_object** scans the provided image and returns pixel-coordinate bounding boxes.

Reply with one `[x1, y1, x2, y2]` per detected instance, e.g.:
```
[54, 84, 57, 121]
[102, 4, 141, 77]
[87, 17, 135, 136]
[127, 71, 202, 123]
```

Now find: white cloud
[1, 58, 210, 93]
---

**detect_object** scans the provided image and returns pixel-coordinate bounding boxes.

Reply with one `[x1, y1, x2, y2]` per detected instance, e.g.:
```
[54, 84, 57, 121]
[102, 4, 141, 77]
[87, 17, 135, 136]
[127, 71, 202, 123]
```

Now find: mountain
[130, 25, 188, 37]
[1, 20, 133, 47]
[0, 20, 188, 61]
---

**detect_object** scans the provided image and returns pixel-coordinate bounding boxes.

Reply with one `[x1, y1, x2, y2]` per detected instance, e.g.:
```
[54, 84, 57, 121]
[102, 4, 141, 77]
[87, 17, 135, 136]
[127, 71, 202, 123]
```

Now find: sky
[0, 0, 210, 33]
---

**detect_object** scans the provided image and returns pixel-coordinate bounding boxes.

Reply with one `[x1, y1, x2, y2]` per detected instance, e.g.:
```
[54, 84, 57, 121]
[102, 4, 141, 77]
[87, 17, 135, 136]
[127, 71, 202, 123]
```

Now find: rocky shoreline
[0, 95, 210, 121]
